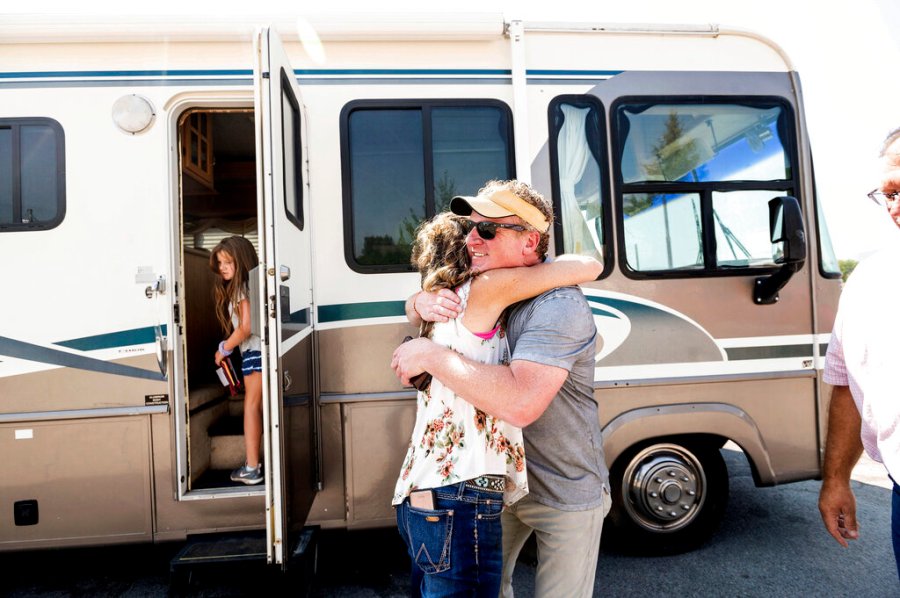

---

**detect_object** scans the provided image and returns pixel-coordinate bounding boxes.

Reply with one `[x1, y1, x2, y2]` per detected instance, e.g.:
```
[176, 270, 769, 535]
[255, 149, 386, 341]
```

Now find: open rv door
[254, 26, 318, 567]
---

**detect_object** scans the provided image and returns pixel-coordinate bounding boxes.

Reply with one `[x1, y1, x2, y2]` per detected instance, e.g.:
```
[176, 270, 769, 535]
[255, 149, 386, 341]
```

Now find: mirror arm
[753, 262, 803, 305]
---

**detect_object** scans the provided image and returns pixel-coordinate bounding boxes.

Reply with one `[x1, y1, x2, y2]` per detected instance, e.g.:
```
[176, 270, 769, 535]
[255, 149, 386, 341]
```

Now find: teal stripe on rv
[55, 325, 167, 352]
[318, 301, 405, 323]
[0, 69, 252, 78]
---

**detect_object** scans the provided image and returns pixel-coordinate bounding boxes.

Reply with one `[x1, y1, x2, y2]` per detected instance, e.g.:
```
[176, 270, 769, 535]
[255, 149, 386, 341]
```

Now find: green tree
[623, 194, 655, 217]
[839, 259, 858, 282]
[434, 170, 459, 214]
[643, 111, 701, 181]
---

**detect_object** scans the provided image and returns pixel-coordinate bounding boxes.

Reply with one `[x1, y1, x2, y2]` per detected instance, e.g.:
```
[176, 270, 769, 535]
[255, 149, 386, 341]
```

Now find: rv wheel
[607, 440, 728, 555]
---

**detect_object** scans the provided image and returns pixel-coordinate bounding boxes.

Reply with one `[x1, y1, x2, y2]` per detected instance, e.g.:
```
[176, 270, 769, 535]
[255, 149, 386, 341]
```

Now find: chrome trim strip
[319, 390, 416, 404]
[0, 404, 169, 423]
[180, 486, 265, 501]
[595, 369, 816, 389]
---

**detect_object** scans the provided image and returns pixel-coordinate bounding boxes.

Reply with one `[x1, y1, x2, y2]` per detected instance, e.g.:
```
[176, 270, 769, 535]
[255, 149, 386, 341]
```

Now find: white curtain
[558, 104, 602, 260]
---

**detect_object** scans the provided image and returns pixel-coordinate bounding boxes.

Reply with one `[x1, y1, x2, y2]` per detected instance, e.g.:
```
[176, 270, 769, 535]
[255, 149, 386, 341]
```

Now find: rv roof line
[520, 21, 721, 34]
[519, 21, 794, 72]
[0, 12, 506, 43]
[0, 14, 795, 70]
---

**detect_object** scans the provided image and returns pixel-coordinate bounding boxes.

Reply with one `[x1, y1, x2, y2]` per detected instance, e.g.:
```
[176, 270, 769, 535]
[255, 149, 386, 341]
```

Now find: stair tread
[207, 415, 244, 437]
[191, 467, 265, 490]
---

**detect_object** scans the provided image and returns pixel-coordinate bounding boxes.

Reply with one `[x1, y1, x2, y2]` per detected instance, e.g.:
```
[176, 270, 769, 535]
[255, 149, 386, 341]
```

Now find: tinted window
[344, 101, 513, 270]
[431, 107, 510, 213]
[0, 119, 65, 231]
[349, 109, 426, 266]
[0, 128, 11, 223]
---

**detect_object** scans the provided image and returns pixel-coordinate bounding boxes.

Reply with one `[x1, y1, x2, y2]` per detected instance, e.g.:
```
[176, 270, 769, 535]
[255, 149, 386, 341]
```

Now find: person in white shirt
[818, 126, 900, 579]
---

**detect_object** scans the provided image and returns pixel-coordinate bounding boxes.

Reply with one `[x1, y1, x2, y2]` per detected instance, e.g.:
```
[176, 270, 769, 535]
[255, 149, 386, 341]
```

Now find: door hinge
[173, 304, 181, 324]
[262, 72, 270, 79]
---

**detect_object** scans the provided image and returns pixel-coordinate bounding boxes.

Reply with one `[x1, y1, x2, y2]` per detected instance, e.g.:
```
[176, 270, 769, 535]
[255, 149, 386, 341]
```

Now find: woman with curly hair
[392, 208, 601, 597]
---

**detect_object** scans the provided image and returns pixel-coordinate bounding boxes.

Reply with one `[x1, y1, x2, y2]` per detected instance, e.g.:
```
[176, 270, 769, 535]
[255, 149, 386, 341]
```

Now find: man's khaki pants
[500, 489, 611, 598]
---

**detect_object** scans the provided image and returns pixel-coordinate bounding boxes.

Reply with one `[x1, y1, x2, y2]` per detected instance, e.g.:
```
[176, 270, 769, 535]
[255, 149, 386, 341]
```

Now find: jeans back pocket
[401, 503, 454, 574]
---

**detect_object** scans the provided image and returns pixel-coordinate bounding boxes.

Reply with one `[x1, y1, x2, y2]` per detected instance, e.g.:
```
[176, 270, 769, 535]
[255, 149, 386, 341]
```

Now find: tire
[607, 440, 728, 555]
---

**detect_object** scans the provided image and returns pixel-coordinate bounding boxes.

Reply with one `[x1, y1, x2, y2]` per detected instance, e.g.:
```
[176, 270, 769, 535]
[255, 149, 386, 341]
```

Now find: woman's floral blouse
[392, 280, 528, 507]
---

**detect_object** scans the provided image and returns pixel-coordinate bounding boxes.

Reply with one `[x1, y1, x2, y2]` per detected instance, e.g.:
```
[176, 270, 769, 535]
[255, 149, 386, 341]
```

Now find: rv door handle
[144, 276, 166, 299]
[279, 265, 291, 282]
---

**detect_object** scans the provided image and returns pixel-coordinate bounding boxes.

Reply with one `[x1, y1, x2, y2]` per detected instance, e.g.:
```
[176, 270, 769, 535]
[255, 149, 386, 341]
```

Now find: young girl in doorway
[210, 236, 264, 485]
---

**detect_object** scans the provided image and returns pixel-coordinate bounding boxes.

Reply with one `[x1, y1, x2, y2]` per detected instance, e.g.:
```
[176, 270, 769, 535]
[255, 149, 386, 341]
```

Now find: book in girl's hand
[216, 356, 243, 396]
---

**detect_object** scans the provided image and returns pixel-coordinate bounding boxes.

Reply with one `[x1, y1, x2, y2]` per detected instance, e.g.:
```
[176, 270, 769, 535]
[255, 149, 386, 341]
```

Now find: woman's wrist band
[218, 341, 232, 357]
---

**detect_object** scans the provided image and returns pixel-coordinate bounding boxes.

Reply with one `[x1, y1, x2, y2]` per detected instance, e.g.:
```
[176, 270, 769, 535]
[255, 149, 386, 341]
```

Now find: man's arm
[391, 337, 566, 427]
[818, 384, 864, 547]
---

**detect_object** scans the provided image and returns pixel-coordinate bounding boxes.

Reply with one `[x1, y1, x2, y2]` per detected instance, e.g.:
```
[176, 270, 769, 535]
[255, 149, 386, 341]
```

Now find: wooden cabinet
[181, 112, 214, 190]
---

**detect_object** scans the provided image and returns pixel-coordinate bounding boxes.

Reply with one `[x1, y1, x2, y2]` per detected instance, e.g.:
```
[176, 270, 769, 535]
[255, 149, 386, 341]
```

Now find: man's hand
[391, 337, 440, 387]
[818, 385, 863, 548]
[818, 479, 860, 547]
[412, 289, 462, 323]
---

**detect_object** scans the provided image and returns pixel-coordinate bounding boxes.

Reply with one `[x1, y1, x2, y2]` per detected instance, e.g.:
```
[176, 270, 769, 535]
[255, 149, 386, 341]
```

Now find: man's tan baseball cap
[449, 189, 550, 233]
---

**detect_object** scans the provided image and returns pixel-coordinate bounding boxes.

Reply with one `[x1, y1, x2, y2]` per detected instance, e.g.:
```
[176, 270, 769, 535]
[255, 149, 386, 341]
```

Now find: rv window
[0, 118, 65, 231]
[342, 101, 514, 271]
[281, 69, 304, 230]
[810, 158, 842, 278]
[548, 96, 610, 270]
[614, 99, 798, 276]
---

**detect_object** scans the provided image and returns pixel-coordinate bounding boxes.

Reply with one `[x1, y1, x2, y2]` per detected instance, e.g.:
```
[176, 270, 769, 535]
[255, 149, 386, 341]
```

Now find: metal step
[170, 530, 266, 570]
[168, 528, 318, 596]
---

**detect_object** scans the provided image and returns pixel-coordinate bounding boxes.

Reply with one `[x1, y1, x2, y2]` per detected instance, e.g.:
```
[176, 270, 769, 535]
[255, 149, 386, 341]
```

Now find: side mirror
[754, 196, 806, 305]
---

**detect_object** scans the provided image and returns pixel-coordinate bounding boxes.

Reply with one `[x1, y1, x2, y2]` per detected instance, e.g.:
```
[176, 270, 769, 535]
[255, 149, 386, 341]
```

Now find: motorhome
[0, 12, 842, 565]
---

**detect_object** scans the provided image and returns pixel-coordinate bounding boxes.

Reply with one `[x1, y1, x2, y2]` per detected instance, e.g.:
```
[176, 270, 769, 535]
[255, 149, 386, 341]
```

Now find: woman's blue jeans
[892, 480, 900, 581]
[396, 479, 504, 597]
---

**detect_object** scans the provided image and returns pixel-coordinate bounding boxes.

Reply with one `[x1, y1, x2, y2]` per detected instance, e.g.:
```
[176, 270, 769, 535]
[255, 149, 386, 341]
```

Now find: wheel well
[602, 403, 774, 485]
[610, 434, 720, 466]
[609, 433, 765, 487]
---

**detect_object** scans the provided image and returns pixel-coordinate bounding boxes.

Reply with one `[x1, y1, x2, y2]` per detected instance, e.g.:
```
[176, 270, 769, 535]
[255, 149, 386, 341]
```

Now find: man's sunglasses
[458, 218, 528, 240]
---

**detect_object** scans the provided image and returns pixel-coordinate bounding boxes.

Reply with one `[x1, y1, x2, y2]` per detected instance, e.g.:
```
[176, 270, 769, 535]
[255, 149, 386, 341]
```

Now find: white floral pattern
[392, 280, 528, 507]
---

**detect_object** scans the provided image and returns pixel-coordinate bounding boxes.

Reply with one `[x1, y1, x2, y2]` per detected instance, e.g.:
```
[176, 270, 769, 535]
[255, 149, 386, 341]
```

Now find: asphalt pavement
[3, 448, 897, 597]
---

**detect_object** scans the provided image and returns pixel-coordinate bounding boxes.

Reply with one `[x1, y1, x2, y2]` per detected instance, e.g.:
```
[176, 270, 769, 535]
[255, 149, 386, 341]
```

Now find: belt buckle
[470, 475, 504, 492]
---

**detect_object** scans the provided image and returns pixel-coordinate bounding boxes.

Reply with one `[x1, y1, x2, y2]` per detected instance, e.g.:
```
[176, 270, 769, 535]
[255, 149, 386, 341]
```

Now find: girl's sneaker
[230, 463, 263, 485]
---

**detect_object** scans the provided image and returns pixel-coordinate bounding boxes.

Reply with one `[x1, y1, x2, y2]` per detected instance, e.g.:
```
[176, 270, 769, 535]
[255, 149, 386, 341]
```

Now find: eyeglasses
[867, 189, 900, 208]
[458, 218, 528, 240]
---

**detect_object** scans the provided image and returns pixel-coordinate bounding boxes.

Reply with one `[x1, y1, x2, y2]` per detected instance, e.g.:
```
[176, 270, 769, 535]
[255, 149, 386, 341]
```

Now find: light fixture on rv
[111, 94, 156, 134]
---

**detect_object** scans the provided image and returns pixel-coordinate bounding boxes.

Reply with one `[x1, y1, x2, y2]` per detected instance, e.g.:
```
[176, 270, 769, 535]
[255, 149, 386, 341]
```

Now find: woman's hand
[414, 289, 462, 322]
[214, 351, 224, 366]
[391, 337, 436, 386]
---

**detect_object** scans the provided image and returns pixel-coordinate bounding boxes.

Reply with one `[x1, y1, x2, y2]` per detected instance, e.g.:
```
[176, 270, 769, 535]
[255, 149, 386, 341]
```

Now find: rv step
[169, 528, 318, 595]
[207, 414, 244, 436]
[190, 467, 266, 490]
[170, 530, 267, 569]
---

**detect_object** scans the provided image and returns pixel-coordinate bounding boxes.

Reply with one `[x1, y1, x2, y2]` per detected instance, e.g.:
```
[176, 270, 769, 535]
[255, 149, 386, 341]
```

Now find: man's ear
[522, 230, 540, 255]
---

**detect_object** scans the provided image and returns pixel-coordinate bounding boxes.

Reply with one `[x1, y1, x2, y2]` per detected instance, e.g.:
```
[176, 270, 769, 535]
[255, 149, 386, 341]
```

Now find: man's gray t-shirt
[507, 286, 609, 511]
